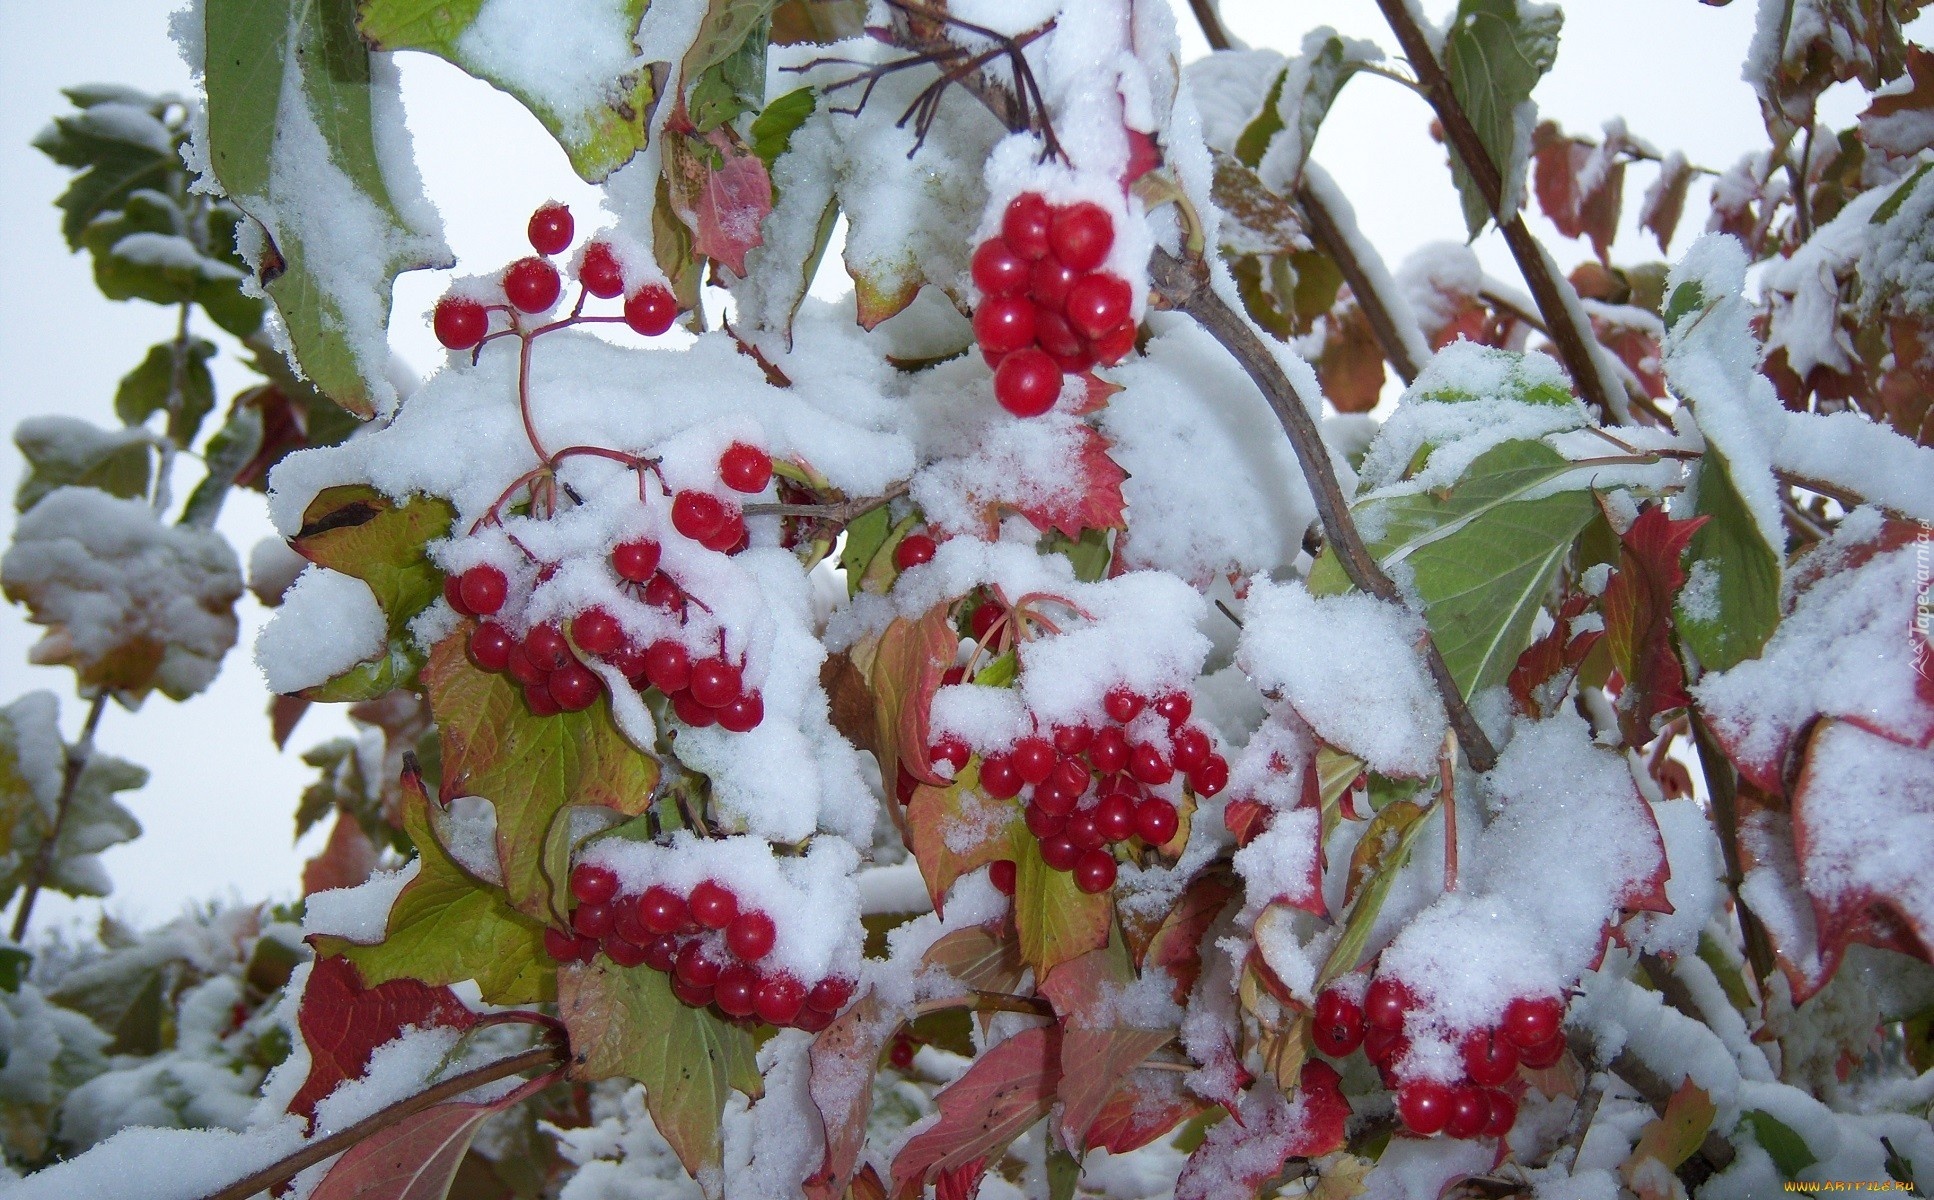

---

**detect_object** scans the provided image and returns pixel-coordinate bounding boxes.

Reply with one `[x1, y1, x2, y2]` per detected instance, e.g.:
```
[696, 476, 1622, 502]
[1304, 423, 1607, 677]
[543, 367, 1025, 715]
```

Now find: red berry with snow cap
[1503, 996, 1563, 1048]
[720, 443, 772, 493]
[727, 910, 776, 960]
[1002, 193, 1053, 259]
[571, 863, 618, 905]
[624, 285, 678, 336]
[1365, 977, 1413, 1032]
[504, 256, 562, 312]
[579, 241, 624, 297]
[690, 880, 739, 930]
[433, 296, 488, 350]
[612, 538, 661, 582]
[672, 491, 729, 542]
[689, 657, 743, 708]
[1049, 202, 1115, 271]
[894, 534, 937, 570]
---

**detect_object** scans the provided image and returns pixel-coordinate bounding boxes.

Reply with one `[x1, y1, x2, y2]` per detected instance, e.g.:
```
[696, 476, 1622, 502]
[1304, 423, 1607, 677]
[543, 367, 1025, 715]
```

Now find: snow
[253, 566, 388, 694]
[0, 485, 242, 700]
[1180, 48, 1285, 153]
[71, 101, 175, 155]
[1760, 187, 1886, 380]
[109, 232, 241, 281]
[246, 536, 307, 606]
[302, 859, 421, 942]
[1255, 29, 1384, 195]
[457, 0, 642, 142]
[1789, 722, 1932, 940]
[1304, 163, 1432, 374]
[3, 1118, 308, 1200]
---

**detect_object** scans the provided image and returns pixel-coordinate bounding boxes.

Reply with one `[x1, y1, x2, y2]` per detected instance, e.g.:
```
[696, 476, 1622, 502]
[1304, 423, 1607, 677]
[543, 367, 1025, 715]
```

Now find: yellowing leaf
[1010, 824, 1112, 979]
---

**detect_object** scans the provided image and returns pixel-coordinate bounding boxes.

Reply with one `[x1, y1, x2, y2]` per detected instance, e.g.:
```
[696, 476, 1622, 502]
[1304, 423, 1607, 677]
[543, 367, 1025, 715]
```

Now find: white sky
[0, 0, 1910, 932]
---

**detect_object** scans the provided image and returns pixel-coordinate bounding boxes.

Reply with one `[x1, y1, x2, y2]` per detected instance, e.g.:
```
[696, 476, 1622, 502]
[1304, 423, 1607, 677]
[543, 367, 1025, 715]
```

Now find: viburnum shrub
[5, 1, 1934, 1199]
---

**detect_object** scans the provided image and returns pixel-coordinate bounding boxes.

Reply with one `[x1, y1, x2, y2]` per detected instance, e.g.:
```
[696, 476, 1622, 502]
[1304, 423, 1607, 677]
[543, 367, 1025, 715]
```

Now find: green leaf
[1232, 65, 1289, 168]
[557, 957, 761, 1176]
[1676, 442, 1781, 671]
[315, 769, 555, 1006]
[1234, 34, 1370, 186]
[0, 946, 30, 993]
[1872, 160, 1933, 224]
[425, 632, 659, 919]
[1442, 0, 1564, 236]
[1343, 440, 1598, 697]
[32, 100, 178, 250]
[1316, 799, 1436, 989]
[1662, 280, 1707, 332]
[1043, 527, 1112, 583]
[1010, 823, 1112, 980]
[203, 0, 452, 417]
[291, 485, 453, 640]
[1741, 1109, 1818, 1179]
[750, 87, 817, 169]
[356, 0, 657, 182]
[839, 504, 892, 598]
[686, 5, 774, 134]
[180, 403, 265, 530]
[116, 339, 219, 447]
[13, 417, 153, 514]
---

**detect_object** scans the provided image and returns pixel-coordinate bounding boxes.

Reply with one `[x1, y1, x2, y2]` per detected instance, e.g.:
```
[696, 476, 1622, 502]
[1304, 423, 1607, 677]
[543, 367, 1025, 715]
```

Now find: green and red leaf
[1009, 824, 1112, 979]
[1014, 425, 1129, 540]
[1600, 502, 1707, 743]
[889, 1025, 1062, 1200]
[287, 954, 475, 1127]
[1039, 939, 1177, 1153]
[906, 764, 1019, 915]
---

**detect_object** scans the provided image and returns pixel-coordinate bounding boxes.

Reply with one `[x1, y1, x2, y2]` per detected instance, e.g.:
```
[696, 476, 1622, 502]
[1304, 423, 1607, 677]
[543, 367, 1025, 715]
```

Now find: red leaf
[805, 990, 891, 1200]
[308, 1069, 554, 1200]
[890, 1026, 1062, 1200]
[1599, 503, 1708, 744]
[1139, 868, 1239, 1002]
[288, 956, 475, 1127]
[666, 129, 773, 277]
[1015, 424, 1128, 540]
[1173, 1065, 1347, 1200]
[1508, 591, 1602, 721]
[1639, 151, 1695, 252]
[302, 814, 380, 897]
[1532, 122, 1626, 262]
[1222, 798, 1272, 848]
[1084, 1070, 1209, 1155]
[271, 694, 310, 749]
[1594, 317, 1666, 400]
[1860, 45, 1934, 155]
[1316, 302, 1385, 414]
[1039, 944, 1176, 1153]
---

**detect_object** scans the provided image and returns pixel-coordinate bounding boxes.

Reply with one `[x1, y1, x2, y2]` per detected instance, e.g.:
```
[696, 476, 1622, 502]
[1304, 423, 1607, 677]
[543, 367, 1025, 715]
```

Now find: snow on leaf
[1013, 425, 1130, 541]
[12, 417, 153, 516]
[308, 1068, 555, 1200]
[557, 956, 761, 1178]
[805, 989, 889, 1200]
[922, 924, 1026, 998]
[1010, 822, 1112, 979]
[1441, 0, 1564, 236]
[313, 763, 555, 1006]
[1317, 800, 1435, 990]
[1136, 867, 1239, 1001]
[1038, 938, 1177, 1153]
[906, 763, 1017, 915]
[0, 693, 144, 908]
[424, 629, 658, 921]
[1600, 503, 1708, 743]
[1640, 151, 1695, 252]
[357, 0, 658, 182]
[889, 1025, 1061, 1200]
[1508, 589, 1601, 719]
[302, 814, 379, 896]
[1623, 1079, 1716, 1186]
[1675, 442, 1783, 673]
[286, 954, 475, 1127]
[665, 127, 774, 278]
[1082, 1071, 1209, 1156]
[1860, 45, 1934, 156]
[1172, 1067, 1348, 1200]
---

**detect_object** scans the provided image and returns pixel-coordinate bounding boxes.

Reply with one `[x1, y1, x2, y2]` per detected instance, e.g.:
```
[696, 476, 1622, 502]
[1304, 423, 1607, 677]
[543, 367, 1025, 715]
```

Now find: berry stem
[518, 329, 549, 463]
[1439, 731, 1459, 893]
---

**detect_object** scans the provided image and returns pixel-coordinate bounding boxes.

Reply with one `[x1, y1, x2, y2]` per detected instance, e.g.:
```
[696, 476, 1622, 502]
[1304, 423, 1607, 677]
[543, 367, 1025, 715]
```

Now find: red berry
[1050, 202, 1115, 271]
[970, 601, 1005, 643]
[1128, 743, 1173, 785]
[645, 640, 693, 693]
[571, 863, 619, 905]
[718, 690, 765, 733]
[573, 902, 615, 939]
[690, 880, 739, 929]
[689, 657, 743, 708]
[1134, 797, 1179, 845]
[469, 622, 514, 673]
[675, 938, 724, 987]
[639, 887, 690, 934]
[973, 295, 1038, 356]
[701, 509, 745, 553]
[1073, 848, 1117, 893]
[643, 572, 684, 610]
[1096, 792, 1136, 842]
[727, 910, 776, 960]
[1034, 779, 1078, 814]
[1029, 257, 1081, 311]
[993, 348, 1061, 417]
[1445, 1086, 1489, 1140]
[1065, 273, 1132, 340]
[1312, 988, 1365, 1057]
[528, 202, 573, 255]
[1103, 689, 1143, 723]
[504, 256, 562, 312]
[1190, 755, 1230, 797]
[579, 241, 624, 297]
[443, 573, 470, 615]
[932, 737, 971, 771]
[894, 534, 938, 570]
[1398, 1080, 1453, 1135]
[715, 963, 760, 1017]
[1091, 321, 1136, 366]
[1010, 737, 1053, 784]
[605, 934, 649, 968]
[1066, 811, 1105, 852]
[1049, 757, 1090, 795]
[971, 238, 1030, 296]
[524, 625, 573, 672]
[1365, 977, 1414, 1032]
[756, 973, 806, 1025]
[1462, 1028, 1519, 1087]
[1052, 725, 1093, 754]
[643, 933, 681, 972]
[572, 607, 624, 657]
[672, 690, 717, 727]
[612, 538, 662, 582]
[549, 663, 601, 711]
[1502, 996, 1563, 1049]
[1088, 726, 1129, 774]
[1170, 726, 1211, 772]
[720, 443, 772, 493]
[506, 645, 547, 687]
[1033, 307, 1086, 359]
[990, 860, 1016, 895]
[433, 296, 488, 350]
[543, 927, 579, 962]
[1002, 193, 1053, 259]
[671, 977, 715, 1009]
[1024, 801, 1066, 839]
[1039, 835, 1080, 871]
[1483, 1089, 1519, 1138]
[806, 976, 854, 1014]
[672, 491, 729, 542]
[1518, 1034, 1566, 1070]
[458, 565, 508, 616]
[888, 1036, 915, 1068]
[624, 285, 678, 335]
[612, 641, 652, 685]
[1154, 693, 1192, 726]
[1364, 1026, 1408, 1067]
[980, 754, 1021, 800]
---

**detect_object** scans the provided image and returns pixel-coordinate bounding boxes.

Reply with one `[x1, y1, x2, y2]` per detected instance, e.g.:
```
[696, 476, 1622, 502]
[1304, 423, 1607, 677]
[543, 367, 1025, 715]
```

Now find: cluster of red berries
[545, 864, 853, 1029]
[445, 441, 775, 724]
[1309, 977, 1566, 1140]
[937, 687, 1228, 896]
[431, 202, 682, 350]
[973, 193, 1137, 418]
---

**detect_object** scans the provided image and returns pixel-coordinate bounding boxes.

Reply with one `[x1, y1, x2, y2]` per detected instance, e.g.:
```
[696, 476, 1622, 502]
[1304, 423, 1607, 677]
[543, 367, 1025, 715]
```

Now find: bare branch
[744, 479, 911, 522]
[10, 692, 109, 941]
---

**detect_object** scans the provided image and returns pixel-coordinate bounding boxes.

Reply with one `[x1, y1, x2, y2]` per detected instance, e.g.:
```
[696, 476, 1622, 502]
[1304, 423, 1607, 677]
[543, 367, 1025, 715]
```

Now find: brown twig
[745, 479, 910, 522]
[1296, 179, 1424, 384]
[1689, 712, 1779, 987]
[1186, 0, 1236, 50]
[199, 1043, 564, 1200]
[1369, 0, 1622, 421]
[11, 692, 108, 942]
[1148, 248, 1500, 772]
